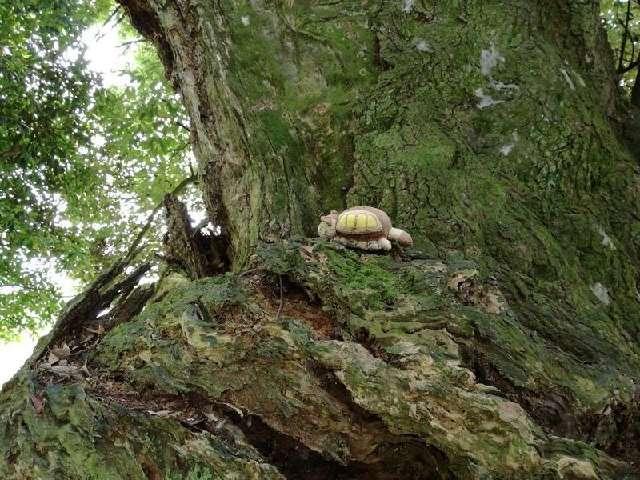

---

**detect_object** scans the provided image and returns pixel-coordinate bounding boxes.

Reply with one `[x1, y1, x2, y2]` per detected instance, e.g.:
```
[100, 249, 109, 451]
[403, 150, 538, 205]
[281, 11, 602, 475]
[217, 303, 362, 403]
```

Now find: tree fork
[116, 0, 372, 267]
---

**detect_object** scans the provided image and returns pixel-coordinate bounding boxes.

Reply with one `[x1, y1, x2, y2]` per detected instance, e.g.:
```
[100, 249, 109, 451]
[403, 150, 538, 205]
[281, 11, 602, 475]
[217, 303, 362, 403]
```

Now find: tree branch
[617, 0, 633, 74]
[619, 59, 640, 75]
[118, 39, 146, 49]
[176, 121, 191, 132]
[124, 174, 197, 264]
[102, 5, 122, 27]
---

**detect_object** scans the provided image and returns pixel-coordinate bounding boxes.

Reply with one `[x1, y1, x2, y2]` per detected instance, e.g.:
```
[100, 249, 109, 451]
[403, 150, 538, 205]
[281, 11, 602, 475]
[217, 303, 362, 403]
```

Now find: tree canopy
[0, 0, 191, 339]
[602, 0, 640, 99]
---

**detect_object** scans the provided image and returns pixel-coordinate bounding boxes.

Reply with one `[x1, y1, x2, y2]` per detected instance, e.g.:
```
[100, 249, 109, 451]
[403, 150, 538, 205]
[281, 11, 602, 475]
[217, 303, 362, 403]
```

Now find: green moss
[0, 374, 282, 479]
[93, 275, 250, 393]
[179, 0, 640, 408]
[256, 239, 639, 417]
[322, 248, 403, 311]
[255, 242, 307, 276]
[5, 239, 634, 477]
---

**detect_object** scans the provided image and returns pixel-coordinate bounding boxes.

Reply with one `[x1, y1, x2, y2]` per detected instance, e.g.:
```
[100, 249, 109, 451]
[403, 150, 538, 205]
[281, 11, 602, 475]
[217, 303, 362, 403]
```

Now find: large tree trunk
[3, 1, 640, 478]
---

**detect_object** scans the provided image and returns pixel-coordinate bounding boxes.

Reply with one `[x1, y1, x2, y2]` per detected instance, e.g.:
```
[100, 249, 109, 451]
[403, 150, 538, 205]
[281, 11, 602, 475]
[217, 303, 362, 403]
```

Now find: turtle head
[389, 227, 413, 247]
[318, 210, 338, 239]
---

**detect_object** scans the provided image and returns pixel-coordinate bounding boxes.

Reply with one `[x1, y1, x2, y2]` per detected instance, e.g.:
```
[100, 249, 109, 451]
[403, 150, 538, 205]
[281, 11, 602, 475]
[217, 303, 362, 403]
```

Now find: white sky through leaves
[0, 20, 134, 388]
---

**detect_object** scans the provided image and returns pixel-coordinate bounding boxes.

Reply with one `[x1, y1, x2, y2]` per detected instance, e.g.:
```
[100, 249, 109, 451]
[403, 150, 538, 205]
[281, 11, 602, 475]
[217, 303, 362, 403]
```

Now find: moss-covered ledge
[2, 241, 638, 479]
[0, 376, 283, 479]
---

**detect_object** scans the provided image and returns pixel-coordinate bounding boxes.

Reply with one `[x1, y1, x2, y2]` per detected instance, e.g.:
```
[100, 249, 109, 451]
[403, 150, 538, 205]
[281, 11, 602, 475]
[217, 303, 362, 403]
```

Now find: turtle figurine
[318, 206, 413, 251]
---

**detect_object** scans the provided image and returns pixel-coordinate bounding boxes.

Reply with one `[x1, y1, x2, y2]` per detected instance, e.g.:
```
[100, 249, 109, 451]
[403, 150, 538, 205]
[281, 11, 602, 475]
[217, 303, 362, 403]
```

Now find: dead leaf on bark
[50, 343, 71, 360]
[41, 364, 85, 380]
[299, 245, 315, 260]
[30, 395, 46, 415]
[84, 324, 105, 335]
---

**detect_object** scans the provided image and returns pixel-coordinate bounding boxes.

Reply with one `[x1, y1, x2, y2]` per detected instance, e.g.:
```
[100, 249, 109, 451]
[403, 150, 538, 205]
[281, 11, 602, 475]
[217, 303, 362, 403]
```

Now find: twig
[238, 267, 265, 278]
[123, 174, 196, 265]
[118, 39, 146, 49]
[176, 121, 191, 132]
[619, 59, 640, 75]
[102, 6, 122, 27]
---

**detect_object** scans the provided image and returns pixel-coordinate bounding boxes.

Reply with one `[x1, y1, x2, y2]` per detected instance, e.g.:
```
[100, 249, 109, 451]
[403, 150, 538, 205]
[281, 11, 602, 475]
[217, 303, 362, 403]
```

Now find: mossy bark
[2, 0, 640, 478]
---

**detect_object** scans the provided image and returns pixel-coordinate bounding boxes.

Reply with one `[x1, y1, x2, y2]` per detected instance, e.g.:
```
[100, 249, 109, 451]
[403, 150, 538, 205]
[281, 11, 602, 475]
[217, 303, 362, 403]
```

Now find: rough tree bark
[2, 0, 640, 478]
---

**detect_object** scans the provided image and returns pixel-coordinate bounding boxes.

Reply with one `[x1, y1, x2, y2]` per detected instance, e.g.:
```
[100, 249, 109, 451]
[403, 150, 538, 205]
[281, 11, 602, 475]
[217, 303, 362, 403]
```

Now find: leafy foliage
[62, 40, 192, 284]
[602, 0, 640, 92]
[0, 1, 190, 338]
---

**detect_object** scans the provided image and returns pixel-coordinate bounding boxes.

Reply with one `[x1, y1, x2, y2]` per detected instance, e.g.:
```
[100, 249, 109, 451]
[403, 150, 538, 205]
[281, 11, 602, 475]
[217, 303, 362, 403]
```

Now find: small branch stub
[162, 194, 230, 278]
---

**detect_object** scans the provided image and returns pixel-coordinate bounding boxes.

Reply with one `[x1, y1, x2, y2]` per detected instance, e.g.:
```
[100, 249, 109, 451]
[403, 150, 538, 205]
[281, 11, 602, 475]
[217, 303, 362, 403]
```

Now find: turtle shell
[335, 206, 391, 237]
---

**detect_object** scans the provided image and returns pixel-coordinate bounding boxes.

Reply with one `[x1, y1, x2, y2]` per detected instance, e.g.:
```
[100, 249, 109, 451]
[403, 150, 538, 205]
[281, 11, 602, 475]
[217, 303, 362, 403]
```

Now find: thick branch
[617, 0, 633, 74]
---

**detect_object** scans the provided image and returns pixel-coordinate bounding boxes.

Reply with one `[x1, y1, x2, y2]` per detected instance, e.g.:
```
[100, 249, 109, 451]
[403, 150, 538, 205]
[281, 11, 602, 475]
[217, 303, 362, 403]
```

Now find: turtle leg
[333, 236, 349, 247]
[351, 239, 367, 250]
[334, 236, 390, 252]
[359, 240, 374, 250]
[378, 238, 392, 251]
[361, 239, 390, 251]
[334, 236, 361, 250]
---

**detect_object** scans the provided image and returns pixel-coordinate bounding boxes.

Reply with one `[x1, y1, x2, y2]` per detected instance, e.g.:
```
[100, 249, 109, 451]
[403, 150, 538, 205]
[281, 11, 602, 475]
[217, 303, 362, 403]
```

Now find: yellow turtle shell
[336, 208, 385, 235]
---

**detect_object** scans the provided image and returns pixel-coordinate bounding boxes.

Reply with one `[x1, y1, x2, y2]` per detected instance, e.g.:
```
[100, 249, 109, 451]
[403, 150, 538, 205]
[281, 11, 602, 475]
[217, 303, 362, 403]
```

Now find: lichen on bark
[2, 242, 636, 478]
[2, 0, 640, 478]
